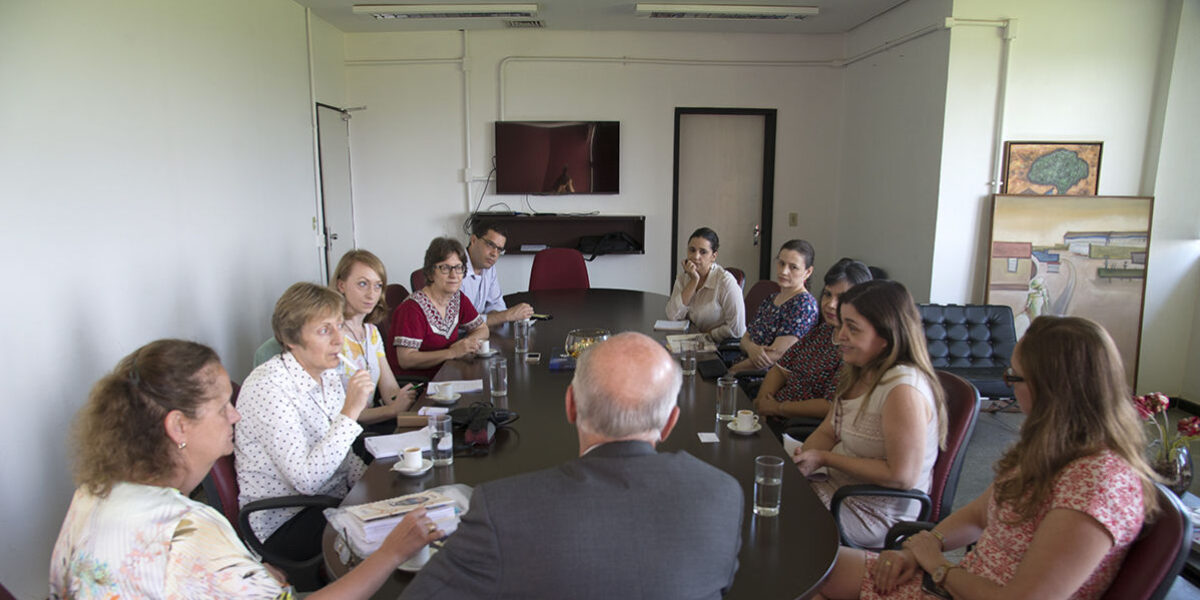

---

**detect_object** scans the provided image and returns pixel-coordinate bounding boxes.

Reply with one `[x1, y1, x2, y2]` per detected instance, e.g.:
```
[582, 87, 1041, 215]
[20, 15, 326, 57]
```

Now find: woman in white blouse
[665, 227, 746, 342]
[332, 249, 416, 427]
[51, 339, 440, 599]
[235, 282, 377, 575]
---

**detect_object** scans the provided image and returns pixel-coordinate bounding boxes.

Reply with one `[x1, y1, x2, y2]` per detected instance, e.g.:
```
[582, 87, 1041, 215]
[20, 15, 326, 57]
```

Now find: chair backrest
[920, 304, 1016, 399]
[1100, 483, 1193, 600]
[928, 371, 982, 522]
[529, 248, 590, 291]
[0, 581, 15, 600]
[381, 283, 409, 337]
[726, 267, 746, 290]
[252, 337, 283, 369]
[202, 382, 242, 529]
[410, 268, 428, 292]
[743, 280, 781, 327]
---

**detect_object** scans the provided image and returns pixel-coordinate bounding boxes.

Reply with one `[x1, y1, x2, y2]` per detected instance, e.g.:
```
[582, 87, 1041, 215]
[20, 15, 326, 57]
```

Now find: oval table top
[323, 288, 838, 599]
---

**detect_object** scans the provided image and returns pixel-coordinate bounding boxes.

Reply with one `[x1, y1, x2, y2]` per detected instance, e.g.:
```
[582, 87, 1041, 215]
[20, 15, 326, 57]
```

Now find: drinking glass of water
[430, 414, 454, 466]
[754, 455, 784, 517]
[679, 340, 697, 376]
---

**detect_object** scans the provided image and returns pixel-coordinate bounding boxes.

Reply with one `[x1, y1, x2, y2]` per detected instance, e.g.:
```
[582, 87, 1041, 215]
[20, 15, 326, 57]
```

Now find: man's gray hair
[571, 336, 682, 438]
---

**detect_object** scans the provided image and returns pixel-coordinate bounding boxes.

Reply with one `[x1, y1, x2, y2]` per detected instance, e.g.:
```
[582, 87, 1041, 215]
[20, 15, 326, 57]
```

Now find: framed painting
[1001, 141, 1102, 195]
[985, 194, 1153, 386]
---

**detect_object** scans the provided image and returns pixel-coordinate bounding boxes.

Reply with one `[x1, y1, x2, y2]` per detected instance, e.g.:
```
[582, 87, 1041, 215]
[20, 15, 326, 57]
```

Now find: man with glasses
[462, 221, 535, 327]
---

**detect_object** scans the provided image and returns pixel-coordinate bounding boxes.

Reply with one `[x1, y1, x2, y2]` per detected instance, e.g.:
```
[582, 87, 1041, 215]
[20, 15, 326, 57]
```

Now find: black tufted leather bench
[919, 304, 1016, 400]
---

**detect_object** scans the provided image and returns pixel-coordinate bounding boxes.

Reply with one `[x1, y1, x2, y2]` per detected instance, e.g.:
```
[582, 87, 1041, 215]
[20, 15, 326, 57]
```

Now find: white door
[317, 104, 355, 282]
[675, 113, 767, 288]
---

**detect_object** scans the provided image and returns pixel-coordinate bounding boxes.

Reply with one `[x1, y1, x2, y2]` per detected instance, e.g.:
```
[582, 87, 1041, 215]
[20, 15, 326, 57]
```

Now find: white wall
[837, 0, 954, 301]
[0, 1, 322, 596]
[342, 30, 848, 296]
[310, 9, 347, 107]
[935, 0, 1198, 394]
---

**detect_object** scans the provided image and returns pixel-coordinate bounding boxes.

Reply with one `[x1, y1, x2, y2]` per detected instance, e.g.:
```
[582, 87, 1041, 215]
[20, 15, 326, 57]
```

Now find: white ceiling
[294, 0, 910, 34]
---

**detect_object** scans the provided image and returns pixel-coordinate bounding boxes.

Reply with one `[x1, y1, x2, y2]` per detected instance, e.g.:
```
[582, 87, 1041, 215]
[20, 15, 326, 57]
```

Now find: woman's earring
[178, 441, 187, 450]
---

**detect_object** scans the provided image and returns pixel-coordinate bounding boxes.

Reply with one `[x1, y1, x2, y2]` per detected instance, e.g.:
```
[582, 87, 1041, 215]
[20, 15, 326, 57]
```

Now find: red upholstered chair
[726, 267, 746, 290]
[381, 283, 409, 338]
[0, 581, 16, 600]
[885, 482, 1191, 600]
[529, 248, 590, 291]
[410, 269, 427, 292]
[1099, 483, 1192, 600]
[199, 382, 340, 590]
[743, 279, 780, 327]
[830, 371, 981, 549]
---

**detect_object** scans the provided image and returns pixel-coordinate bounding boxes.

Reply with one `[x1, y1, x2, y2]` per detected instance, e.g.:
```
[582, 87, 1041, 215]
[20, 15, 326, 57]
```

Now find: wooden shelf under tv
[475, 213, 645, 256]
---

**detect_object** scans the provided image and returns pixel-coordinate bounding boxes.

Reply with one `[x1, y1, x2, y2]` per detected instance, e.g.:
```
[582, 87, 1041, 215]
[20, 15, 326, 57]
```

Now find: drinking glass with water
[754, 455, 784, 517]
[430, 414, 454, 466]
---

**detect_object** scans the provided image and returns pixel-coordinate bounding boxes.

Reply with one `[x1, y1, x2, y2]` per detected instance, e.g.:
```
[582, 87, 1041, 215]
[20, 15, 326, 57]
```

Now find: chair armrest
[238, 494, 342, 570]
[830, 484, 933, 549]
[883, 520, 938, 549]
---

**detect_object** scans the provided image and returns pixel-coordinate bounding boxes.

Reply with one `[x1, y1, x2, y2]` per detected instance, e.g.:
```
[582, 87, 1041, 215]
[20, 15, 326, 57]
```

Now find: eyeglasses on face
[434, 263, 467, 275]
[1002, 367, 1025, 387]
[480, 238, 506, 255]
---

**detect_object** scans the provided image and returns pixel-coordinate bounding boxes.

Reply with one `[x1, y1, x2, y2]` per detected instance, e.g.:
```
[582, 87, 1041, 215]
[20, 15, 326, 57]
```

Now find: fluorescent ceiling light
[635, 3, 818, 20]
[353, 4, 539, 19]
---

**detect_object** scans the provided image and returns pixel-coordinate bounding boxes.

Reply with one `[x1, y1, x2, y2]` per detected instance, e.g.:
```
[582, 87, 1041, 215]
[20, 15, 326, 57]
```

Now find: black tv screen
[494, 121, 619, 195]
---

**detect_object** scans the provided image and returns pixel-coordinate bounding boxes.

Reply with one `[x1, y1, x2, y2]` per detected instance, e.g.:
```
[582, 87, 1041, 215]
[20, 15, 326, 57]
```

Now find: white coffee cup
[478, 340, 491, 354]
[401, 446, 423, 470]
[735, 410, 758, 431]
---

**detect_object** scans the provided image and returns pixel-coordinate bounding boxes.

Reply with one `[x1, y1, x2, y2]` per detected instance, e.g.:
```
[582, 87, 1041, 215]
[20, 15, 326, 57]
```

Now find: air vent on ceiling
[353, 4, 539, 20]
[506, 19, 545, 28]
[634, 3, 818, 20]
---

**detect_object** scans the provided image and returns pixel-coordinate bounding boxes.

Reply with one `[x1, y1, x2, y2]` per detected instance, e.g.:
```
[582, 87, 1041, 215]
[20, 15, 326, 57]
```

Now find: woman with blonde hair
[51, 339, 440, 599]
[794, 279, 947, 548]
[332, 249, 416, 426]
[815, 316, 1159, 600]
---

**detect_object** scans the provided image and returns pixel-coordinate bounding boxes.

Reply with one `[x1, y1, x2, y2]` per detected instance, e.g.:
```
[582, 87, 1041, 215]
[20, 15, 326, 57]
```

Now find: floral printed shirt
[747, 291, 818, 346]
[50, 482, 291, 600]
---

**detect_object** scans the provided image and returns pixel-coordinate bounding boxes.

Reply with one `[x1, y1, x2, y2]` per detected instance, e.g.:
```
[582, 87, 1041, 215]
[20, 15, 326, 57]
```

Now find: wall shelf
[475, 213, 646, 256]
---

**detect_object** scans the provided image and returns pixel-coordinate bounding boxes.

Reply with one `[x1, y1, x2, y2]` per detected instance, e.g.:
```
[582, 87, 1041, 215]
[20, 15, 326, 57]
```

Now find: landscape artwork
[1002, 141, 1102, 195]
[985, 195, 1153, 385]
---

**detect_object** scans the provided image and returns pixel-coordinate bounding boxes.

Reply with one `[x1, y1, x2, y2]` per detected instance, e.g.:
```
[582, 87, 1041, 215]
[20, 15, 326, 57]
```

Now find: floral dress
[746, 291, 817, 347]
[859, 450, 1145, 599]
[774, 320, 840, 403]
[50, 482, 291, 599]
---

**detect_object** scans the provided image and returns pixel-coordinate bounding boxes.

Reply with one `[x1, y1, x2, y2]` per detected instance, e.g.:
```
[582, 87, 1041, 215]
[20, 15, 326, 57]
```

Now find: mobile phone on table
[531, 313, 553, 321]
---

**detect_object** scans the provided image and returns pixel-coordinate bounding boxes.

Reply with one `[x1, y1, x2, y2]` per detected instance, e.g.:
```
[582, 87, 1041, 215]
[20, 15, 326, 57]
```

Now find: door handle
[753, 225, 760, 247]
[329, 233, 339, 241]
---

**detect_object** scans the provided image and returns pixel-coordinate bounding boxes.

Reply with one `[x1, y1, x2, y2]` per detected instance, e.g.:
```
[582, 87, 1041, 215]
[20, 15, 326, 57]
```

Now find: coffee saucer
[427, 392, 461, 405]
[392, 458, 433, 477]
[727, 421, 762, 436]
[475, 349, 498, 357]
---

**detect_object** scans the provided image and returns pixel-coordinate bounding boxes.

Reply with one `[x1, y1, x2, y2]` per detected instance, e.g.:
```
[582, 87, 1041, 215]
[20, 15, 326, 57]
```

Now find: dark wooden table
[323, 288, 839, 599]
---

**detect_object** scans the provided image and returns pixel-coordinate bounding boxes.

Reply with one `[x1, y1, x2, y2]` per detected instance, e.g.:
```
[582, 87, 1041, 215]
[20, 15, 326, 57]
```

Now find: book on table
[343, 490, 459, 544]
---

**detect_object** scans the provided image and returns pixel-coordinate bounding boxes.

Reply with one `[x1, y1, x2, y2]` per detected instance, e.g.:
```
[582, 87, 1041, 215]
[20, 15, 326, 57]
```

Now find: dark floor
[957, 403, 1200, 599]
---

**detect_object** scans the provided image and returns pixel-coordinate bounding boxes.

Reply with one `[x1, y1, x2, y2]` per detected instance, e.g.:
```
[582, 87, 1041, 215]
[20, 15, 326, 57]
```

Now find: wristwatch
[932, 561, 959, 586]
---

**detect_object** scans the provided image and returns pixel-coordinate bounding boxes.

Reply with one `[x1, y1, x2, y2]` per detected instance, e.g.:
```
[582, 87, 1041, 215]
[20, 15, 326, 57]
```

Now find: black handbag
[577, 232, 642, 261]
[448, 402, 519, 447]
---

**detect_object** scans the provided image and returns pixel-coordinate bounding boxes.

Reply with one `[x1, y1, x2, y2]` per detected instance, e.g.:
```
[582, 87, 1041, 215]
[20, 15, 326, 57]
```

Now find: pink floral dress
[860, 450, 1145, 600]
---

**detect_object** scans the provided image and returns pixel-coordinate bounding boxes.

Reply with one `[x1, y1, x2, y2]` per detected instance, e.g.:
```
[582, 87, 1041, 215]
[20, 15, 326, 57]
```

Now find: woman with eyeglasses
[813, 316, 1159, 600]
[388, 237, 489, 379]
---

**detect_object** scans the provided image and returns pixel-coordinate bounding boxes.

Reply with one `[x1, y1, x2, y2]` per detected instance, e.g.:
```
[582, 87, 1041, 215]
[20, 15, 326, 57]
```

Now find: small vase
[1154, 445, 1193, 497]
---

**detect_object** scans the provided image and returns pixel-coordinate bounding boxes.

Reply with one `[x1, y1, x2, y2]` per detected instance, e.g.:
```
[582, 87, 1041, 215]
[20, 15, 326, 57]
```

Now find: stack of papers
[428, 379, 483, 396]
[665, 333, 716, 353]
[363, 427, 432, 459]
[654, 319, 690, 332]
[326, 485, 472, 558]
[343, 491, 459, 546]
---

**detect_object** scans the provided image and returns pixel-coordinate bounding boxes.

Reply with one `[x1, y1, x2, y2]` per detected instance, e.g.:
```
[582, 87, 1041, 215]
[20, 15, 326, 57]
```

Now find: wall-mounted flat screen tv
[494, 121, 619, 195]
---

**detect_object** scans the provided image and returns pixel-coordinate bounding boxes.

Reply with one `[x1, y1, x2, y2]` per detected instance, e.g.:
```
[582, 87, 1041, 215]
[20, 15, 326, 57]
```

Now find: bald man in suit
[400, 332, 743, 600]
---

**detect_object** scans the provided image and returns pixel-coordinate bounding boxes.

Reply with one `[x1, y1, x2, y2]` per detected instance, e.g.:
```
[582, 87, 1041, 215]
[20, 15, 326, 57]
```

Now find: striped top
[51, 482, 291, 599]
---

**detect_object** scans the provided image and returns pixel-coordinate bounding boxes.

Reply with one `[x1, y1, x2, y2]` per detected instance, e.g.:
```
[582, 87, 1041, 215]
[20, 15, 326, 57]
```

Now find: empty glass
[514, 319, 531, 353]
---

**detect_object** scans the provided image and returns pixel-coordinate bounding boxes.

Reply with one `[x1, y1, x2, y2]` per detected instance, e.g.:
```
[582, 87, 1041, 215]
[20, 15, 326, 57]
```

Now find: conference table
[323, 288, 839, 598]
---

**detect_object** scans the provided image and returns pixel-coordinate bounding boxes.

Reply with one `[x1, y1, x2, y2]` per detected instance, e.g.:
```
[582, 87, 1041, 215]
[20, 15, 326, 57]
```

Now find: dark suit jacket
[400, 441, 744, 599]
